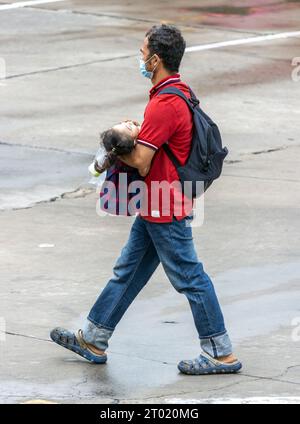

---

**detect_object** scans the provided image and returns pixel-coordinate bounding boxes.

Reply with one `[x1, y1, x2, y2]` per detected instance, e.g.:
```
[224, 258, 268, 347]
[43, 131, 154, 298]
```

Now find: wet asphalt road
[0, 0, 300, 404]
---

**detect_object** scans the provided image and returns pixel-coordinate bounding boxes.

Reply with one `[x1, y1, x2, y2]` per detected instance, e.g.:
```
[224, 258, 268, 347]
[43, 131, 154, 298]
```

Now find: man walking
[51, 25, 242, 375]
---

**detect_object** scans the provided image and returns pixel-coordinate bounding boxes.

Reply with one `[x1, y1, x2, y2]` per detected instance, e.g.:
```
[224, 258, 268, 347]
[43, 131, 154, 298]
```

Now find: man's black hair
[145, 24, 186, 73]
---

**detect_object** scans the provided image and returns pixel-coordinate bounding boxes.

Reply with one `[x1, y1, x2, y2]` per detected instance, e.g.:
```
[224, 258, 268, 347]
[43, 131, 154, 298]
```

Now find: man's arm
[117, 143, 156, 177]
[118, 98, 176, 176]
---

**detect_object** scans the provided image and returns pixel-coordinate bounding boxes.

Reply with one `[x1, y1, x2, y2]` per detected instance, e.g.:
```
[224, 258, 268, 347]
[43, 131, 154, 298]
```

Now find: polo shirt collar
[150, 73, 181, 97]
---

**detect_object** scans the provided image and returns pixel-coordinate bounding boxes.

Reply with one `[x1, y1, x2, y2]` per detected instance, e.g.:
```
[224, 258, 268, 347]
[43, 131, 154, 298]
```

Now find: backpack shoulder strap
[157, 86, 195, 113]
[158, 86, 196, 169]
[162, 143, 181, 168]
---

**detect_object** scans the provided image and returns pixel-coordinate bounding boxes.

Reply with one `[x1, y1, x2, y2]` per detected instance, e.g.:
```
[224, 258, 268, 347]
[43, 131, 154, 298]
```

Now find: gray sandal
[178, 351, 242, 375]
[50, 327, 107, 364]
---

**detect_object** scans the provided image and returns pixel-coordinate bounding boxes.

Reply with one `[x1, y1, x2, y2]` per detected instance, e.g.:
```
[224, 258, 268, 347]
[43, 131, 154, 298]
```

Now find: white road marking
[186, 31, 300, 53]
[0, 0, 66, 11]
[38, 243, 55, 248]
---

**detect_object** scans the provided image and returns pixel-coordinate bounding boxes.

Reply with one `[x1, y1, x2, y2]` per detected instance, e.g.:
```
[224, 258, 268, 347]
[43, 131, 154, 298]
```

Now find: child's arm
[94, 152, 116, 174]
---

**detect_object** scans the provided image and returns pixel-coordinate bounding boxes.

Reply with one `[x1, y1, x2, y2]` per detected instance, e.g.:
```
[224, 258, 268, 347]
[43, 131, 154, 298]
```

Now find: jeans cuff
[200, 331, 233, 358]
[82, 319, 114, 352]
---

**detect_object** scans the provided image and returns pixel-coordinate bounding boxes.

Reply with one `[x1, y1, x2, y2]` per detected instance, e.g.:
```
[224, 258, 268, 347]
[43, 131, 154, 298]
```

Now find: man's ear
[154, 54, 160, 65]
[153, 55, 162, 72]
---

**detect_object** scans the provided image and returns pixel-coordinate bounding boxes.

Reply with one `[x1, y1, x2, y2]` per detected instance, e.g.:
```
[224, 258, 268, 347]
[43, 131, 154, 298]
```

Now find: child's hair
[95, 128, 135, 173]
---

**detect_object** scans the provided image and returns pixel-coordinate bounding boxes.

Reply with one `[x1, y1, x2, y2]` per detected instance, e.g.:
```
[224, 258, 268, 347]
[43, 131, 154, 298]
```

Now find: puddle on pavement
[183, 5, 253, 15]
[178, 1, 300, 30]
[0, 143, 103, 210]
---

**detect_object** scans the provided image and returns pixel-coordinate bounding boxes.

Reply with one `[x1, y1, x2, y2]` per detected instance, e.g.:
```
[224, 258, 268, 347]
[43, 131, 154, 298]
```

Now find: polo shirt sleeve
[136, 97, 177, 151]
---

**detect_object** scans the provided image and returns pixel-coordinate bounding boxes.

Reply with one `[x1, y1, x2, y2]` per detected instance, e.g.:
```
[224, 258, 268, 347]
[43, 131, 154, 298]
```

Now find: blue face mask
[139, 54, 157, 79]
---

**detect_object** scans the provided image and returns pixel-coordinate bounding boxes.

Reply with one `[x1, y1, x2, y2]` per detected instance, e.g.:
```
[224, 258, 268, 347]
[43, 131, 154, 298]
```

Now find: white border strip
[136, 139, 158, 150]
[0, 0, 66, 11]
[166, 397, 300, 404]
[186, 31, 300, 52]
[156, 77, 181, 90]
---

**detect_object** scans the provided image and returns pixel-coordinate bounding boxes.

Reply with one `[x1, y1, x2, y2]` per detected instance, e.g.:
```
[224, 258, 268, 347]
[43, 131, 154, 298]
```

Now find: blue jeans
[82, 215, 232, 358]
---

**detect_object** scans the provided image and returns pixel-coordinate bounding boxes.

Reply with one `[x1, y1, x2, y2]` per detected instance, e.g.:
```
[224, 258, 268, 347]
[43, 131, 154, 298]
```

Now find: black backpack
[158, 86, 228, 198]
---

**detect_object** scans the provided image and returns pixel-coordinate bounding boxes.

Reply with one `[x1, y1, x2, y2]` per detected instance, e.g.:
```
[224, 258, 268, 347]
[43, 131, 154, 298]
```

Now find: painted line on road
[0, 0, 65, 11]
[186, 31, 300, 52]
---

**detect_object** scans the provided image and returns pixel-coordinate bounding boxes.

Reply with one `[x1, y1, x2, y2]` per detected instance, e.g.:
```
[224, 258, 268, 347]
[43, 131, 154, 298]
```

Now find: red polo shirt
[136, 73, 194, 223]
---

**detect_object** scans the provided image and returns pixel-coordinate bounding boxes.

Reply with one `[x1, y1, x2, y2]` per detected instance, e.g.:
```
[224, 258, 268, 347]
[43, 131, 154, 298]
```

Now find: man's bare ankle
[217, 353, 238, 363]
[86, 342, 105, 355]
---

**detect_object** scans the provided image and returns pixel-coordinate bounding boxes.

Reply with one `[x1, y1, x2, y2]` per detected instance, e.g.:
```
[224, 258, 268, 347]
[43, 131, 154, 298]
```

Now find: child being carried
[89, 120, 141, 176]
[89, 120, 143, 216]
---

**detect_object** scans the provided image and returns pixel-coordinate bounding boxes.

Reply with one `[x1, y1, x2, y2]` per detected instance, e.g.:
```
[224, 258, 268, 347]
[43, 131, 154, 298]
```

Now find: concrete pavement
[0, 0, 300, 403]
